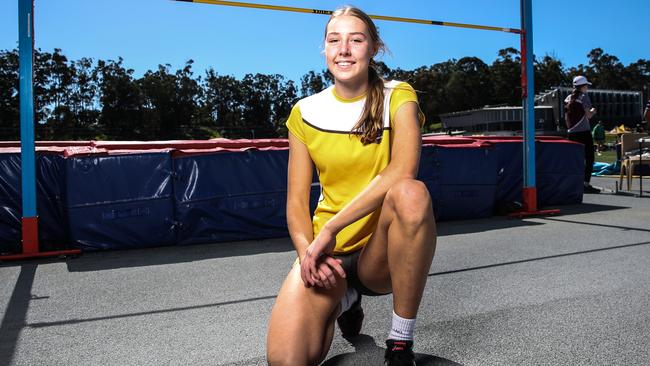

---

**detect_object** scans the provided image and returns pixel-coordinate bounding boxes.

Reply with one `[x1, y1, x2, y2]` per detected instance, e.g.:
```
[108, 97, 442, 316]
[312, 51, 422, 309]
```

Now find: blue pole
[19, 0, 37, 219]
[521, 0, 537, 210]
[1, 0, 83, 258]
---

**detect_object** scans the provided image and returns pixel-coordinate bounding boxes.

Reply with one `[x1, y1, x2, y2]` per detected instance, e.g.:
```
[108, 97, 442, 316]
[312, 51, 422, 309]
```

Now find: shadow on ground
[438, 202, 628, 237]
[0, 264, 37, 366]
[0, 203, 630, 273]
[61, 237, 294, 272]
[0, 237, 295, 272]
[322, 334, 464, 366]
[547, 202, 629, 215]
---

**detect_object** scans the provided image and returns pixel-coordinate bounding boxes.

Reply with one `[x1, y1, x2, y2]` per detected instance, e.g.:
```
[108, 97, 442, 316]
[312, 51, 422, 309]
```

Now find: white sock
[388, 310, 416, 341]
[339, 287, 359, 315]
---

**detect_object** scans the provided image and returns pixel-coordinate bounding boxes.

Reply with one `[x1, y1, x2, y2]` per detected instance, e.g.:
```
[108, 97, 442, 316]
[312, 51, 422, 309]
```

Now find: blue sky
[1, 0, 648, 83]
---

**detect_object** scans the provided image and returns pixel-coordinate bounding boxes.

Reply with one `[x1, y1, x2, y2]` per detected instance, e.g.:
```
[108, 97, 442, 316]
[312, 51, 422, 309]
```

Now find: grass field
[594, 134, 621, 164]
[595, 149, 617, 164]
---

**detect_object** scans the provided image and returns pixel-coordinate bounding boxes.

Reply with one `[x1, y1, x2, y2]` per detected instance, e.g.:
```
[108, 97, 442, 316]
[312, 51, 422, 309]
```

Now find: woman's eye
[328, 39, 339, 43]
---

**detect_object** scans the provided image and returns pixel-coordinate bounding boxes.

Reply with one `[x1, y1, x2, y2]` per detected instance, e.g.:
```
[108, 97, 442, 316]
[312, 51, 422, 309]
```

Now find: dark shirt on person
[564, 93, 592, 133]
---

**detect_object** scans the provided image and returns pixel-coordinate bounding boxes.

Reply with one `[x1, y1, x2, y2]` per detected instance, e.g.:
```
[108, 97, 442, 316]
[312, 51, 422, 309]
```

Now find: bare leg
[357, 178, 437, 318]
[267, 264, 346, 365]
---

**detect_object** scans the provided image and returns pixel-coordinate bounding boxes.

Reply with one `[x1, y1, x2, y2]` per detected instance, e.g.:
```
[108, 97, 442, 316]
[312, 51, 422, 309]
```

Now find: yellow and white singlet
[286, 80, 424, 254]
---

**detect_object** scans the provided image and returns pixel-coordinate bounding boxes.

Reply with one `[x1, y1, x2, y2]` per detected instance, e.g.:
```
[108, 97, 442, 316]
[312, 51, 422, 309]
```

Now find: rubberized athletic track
[1, 177, 649, 366]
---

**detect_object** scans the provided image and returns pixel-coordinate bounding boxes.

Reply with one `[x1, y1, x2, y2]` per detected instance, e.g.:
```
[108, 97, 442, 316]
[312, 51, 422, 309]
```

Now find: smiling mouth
[335, 61, 356, 67]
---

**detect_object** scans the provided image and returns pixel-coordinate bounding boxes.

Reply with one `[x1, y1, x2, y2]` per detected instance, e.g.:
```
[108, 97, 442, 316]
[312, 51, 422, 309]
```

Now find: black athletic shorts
[332, 250, 389, 297]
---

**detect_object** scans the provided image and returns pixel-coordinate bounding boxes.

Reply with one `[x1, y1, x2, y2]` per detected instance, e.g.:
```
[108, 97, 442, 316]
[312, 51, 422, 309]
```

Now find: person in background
[592, 120, 606, 156]
[565, 75, 599, 193]
[644, 98, 650, 123]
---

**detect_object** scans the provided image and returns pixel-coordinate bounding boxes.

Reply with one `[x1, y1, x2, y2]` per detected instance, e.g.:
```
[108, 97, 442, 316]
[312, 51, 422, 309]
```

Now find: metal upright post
[521, 0, 537, 211]
[510, 0, 560, 217]
[1, 0, 81, 261]
[18, 0, 39, 255]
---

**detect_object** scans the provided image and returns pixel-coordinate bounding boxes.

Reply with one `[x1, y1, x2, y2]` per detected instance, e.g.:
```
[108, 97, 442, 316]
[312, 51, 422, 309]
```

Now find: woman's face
[324, 15, 376, 87]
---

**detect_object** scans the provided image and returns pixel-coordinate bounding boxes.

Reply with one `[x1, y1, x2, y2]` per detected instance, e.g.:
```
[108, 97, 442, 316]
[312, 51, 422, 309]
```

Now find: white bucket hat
[572, 75, 592, 87]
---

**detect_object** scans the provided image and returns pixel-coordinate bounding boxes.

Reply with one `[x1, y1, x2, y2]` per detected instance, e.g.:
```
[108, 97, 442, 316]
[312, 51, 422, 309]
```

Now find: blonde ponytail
[353, 61, 385, 144]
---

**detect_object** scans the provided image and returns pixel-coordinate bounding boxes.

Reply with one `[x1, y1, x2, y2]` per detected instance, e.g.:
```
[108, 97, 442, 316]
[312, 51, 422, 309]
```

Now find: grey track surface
[1, 177, 649, 366]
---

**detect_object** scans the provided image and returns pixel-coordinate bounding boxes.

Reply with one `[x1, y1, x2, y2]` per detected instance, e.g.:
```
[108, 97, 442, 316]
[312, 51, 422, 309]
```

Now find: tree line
[0, 47, 648, 140]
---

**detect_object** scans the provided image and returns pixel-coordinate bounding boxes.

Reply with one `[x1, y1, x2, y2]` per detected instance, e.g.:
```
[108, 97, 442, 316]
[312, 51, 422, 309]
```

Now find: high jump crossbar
[174, 0, 522, 34]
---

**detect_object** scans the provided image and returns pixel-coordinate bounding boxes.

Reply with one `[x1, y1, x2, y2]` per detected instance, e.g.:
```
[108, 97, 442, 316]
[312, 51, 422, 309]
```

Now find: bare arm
[288, 132, 346, 288]
[286, 132, 315, 260]
[586, 107, 596, 119]
[323, 102, 422, 235]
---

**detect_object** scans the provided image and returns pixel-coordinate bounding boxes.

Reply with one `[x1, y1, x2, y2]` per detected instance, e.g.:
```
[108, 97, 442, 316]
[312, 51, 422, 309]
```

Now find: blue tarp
[493, 140, 584, 208]
[0, 153, 69, 253]
[64, 153, 176, 250]
[422, 145, 498, 220]
[174, 150, 296, 245]
[0, 138, 586, 252]
[0, 153, 24, 253]
[592, 162, 619, 176]
[536, 141, 584, 206]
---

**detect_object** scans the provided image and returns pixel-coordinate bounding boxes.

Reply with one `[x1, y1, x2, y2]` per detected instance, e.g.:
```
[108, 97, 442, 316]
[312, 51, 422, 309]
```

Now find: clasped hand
[300, 228, 346, 289]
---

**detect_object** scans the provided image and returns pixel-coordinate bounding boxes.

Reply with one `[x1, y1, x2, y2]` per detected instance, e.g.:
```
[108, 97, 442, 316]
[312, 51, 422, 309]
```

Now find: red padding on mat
[92, 138, 289, 150]
[171, 146, 289, 158]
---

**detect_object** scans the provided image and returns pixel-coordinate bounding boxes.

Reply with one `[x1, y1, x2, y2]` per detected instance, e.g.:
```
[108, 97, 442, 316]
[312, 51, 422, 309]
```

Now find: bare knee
[386, 179, 433, 225]
[266, 267, 342, 366]
[267, 310, 328, 366]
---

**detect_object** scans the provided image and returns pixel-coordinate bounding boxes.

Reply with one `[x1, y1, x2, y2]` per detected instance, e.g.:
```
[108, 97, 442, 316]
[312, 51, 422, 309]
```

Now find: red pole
[21, 217, 39, 255]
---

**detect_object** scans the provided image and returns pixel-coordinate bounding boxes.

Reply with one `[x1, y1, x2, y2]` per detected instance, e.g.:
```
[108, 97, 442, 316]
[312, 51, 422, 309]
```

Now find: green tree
[488, 47, 521, 106]
[203, 69, 244, 137]
[0, 49, 19, 140]
[2, 46, 648, 141]
[239, 73, 292, 138]
[300, 70, 327, 97]
[273, 79, 298, 137]
[44, 49, 78, 139]
[622, 59, 650, 102]
[70, 57, 100, 136]
[174, 60, 203, 138]
[138, 61, 201, 139]
[95, 58, 144, 139]
[139, 64, 177, 139]
[534, 54, 567, 92]
[446, 57, 490, 111]
[584, 48, 627, 90]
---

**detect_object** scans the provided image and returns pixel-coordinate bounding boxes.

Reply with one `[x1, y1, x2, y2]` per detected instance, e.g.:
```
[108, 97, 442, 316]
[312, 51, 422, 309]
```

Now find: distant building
[535, 87, 644, 130]
[439, 87, 644, 134]
[439, 106, 556, 134]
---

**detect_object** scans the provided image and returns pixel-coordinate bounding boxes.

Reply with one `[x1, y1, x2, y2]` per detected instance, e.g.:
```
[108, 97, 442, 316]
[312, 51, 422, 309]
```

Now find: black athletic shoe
[384, 339, 416, 366]
[336, 295, 363, 338]
[584, 184, 601, 194]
